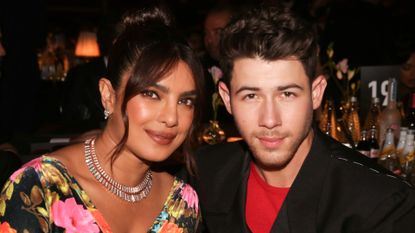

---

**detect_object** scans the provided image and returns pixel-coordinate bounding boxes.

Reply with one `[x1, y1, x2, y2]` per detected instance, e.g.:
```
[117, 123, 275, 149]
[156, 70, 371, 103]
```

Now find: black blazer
[187, 130, 415, 232]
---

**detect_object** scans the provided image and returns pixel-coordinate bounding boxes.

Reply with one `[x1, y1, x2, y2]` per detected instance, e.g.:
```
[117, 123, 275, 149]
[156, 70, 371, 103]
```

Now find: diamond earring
[104, 109, 110, 120]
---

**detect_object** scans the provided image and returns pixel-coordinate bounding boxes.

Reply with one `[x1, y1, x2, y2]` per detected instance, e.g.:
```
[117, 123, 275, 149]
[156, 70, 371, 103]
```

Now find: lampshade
[75, 31, 100, 57]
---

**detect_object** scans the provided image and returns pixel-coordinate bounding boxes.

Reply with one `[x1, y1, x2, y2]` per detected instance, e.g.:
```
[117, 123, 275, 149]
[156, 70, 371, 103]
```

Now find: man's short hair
[219, 5, 319, 86]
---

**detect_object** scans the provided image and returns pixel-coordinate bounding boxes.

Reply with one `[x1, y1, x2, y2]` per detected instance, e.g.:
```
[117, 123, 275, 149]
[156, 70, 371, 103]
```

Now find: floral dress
[0, 156, 200, 233]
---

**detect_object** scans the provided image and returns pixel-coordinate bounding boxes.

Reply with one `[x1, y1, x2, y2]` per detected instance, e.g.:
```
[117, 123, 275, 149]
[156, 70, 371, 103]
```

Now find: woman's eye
[179, 98, 195, 107]
[141, 90, 158, 99]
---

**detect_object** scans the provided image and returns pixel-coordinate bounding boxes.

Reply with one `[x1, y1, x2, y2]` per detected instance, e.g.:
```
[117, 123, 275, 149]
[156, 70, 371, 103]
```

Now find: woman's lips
[146, 130, 176, 145]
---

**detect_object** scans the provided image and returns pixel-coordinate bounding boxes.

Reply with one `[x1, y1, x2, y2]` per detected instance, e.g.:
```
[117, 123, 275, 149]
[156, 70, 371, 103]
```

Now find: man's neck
[255, 129, 314, 187]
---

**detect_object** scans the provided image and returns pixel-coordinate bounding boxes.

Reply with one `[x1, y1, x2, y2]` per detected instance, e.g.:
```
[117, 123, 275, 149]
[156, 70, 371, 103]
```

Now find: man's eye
[179, 98, 195, 107]
[243, 93, 256, 100]
[141, 90, 158, 99]
[282, 92, 296, 99]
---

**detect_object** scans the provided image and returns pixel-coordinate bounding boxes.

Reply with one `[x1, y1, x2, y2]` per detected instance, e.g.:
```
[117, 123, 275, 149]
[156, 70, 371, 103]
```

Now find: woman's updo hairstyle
[121, 6, 172, 28]
[106, 5, 205, 175]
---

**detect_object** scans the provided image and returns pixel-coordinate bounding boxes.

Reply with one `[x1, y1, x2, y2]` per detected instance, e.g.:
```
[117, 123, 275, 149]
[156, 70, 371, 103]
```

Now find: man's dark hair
[219, 5, 319, 86]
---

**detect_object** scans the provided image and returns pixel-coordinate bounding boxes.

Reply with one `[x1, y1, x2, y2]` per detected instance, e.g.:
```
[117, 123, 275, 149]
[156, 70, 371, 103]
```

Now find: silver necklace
[84, 138, 152, 202]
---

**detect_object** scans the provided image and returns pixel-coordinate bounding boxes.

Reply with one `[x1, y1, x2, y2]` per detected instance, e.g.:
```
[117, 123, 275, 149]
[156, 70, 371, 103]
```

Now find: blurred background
[0, 0, 414, 159]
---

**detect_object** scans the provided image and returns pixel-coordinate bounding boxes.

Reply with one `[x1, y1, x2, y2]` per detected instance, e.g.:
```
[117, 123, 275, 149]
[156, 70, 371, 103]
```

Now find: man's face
[219, 57, 326, 169]
[203, 11, 231, 61]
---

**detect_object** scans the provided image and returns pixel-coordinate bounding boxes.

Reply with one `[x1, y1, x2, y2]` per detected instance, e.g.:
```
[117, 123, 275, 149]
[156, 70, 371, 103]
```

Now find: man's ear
[99, 78, 116, 113]
[311, 75, 327, 110]
[218, 81, 232, 115]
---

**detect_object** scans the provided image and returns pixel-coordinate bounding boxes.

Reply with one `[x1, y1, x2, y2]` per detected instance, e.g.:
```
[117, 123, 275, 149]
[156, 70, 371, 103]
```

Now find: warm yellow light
[0, 41, 5, 56]
[75, 31, 100, 57]
[227, 137, 243, 142]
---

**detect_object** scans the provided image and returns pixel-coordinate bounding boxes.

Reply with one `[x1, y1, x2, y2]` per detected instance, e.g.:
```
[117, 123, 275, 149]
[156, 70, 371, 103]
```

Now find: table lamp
[75, 30, 100, 58]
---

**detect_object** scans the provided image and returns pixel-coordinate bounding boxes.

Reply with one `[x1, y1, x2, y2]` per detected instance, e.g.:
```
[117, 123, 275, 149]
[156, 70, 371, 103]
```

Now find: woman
[0, 6, 204, 233]
[397, 48, 415, 118]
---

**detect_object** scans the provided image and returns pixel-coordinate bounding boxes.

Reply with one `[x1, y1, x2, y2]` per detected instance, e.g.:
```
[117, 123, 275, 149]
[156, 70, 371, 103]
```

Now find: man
[200, 4, 239, 138]
[203, 5, 233, 64]
[188, 5, 415, 233]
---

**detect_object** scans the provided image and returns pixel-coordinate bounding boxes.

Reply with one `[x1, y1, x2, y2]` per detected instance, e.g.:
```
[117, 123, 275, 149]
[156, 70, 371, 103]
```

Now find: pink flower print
[52, 198, 99, 233]
[10, 157, 43, 182]
[159, 221, 183, 233]
[180, 184, 199, 214]
[0, 222, 17, 233]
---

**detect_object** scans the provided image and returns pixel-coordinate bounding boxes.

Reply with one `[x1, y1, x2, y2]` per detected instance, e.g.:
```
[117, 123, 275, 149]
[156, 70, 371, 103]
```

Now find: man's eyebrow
[235, 84, 304, 95]
[276, 84, 304, 91]
[235, 86, 259, 95]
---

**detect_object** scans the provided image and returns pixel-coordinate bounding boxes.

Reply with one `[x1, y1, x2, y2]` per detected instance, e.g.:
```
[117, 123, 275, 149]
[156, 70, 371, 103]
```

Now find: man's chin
[252, 151, 293, 171]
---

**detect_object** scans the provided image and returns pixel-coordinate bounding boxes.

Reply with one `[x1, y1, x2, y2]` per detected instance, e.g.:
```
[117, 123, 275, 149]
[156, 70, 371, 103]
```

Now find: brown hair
[219, 5, 319, 87]
[106, 6, 205, 175]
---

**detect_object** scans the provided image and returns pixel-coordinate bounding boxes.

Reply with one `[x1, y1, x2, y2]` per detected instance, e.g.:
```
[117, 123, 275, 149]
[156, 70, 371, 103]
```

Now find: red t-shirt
[246, 162, 290, 233]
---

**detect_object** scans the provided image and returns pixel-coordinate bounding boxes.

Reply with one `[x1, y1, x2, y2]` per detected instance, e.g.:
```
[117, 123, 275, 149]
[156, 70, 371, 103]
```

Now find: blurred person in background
[0, 30, 5, 77]
[390, 29, 415, 117]
[61, 19, 120, 134]
[201, 3, 238, 138]
[398, 49, 415, 117]
[203, 4, 233, 66]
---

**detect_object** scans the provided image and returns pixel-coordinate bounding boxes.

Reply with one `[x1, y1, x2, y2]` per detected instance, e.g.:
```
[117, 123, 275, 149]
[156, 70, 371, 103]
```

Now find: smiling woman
[0, 5, 204, 233]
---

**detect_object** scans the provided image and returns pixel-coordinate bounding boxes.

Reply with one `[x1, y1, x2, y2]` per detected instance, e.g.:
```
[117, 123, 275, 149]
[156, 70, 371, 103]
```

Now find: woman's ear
[99, 78, 116, 114]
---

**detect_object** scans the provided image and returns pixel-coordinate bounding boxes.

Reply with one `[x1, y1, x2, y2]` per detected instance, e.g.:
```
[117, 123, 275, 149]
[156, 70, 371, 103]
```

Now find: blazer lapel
[226, 151, 251, 233]
[271, 130, 332, 233]
[270, 202, 290, 233]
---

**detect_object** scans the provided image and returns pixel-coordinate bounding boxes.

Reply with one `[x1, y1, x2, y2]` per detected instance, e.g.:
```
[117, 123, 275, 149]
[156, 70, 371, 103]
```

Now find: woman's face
[109, 61, 196, 162]
[400, 52, 415, 89]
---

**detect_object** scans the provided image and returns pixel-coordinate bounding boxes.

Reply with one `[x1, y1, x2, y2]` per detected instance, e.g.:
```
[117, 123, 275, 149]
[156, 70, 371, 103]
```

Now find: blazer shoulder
[326, 138, 414, 190]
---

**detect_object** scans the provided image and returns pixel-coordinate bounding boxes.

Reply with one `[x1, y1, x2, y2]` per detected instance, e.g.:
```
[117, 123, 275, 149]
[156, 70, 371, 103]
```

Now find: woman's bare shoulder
[46, 142, 86, 176]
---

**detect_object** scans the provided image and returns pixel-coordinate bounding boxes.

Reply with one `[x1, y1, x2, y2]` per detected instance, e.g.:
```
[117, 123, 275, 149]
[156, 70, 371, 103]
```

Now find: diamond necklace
[84, 138, 152, 202]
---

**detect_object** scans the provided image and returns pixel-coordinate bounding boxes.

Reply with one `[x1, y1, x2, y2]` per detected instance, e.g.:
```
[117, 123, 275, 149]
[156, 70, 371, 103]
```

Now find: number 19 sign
[359, 65, 400, 121]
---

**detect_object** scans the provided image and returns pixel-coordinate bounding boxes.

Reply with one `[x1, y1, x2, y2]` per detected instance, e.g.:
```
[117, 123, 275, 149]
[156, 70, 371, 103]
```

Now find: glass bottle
[364, 97, 381, 132]
[323, 99, 339, 140]
[319, 100, 329, 134]
[346, 96, 361, 145]
[356, 130, 370, 157]
[396, 127, 408, 162]
[406, 93, 415, 130]
[400, 133, 415, 180]
[398, 101, 406, 123]
[368, 128, 380, 161]
[378, 128, 402, 175]
[379, 78, 401, 146]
